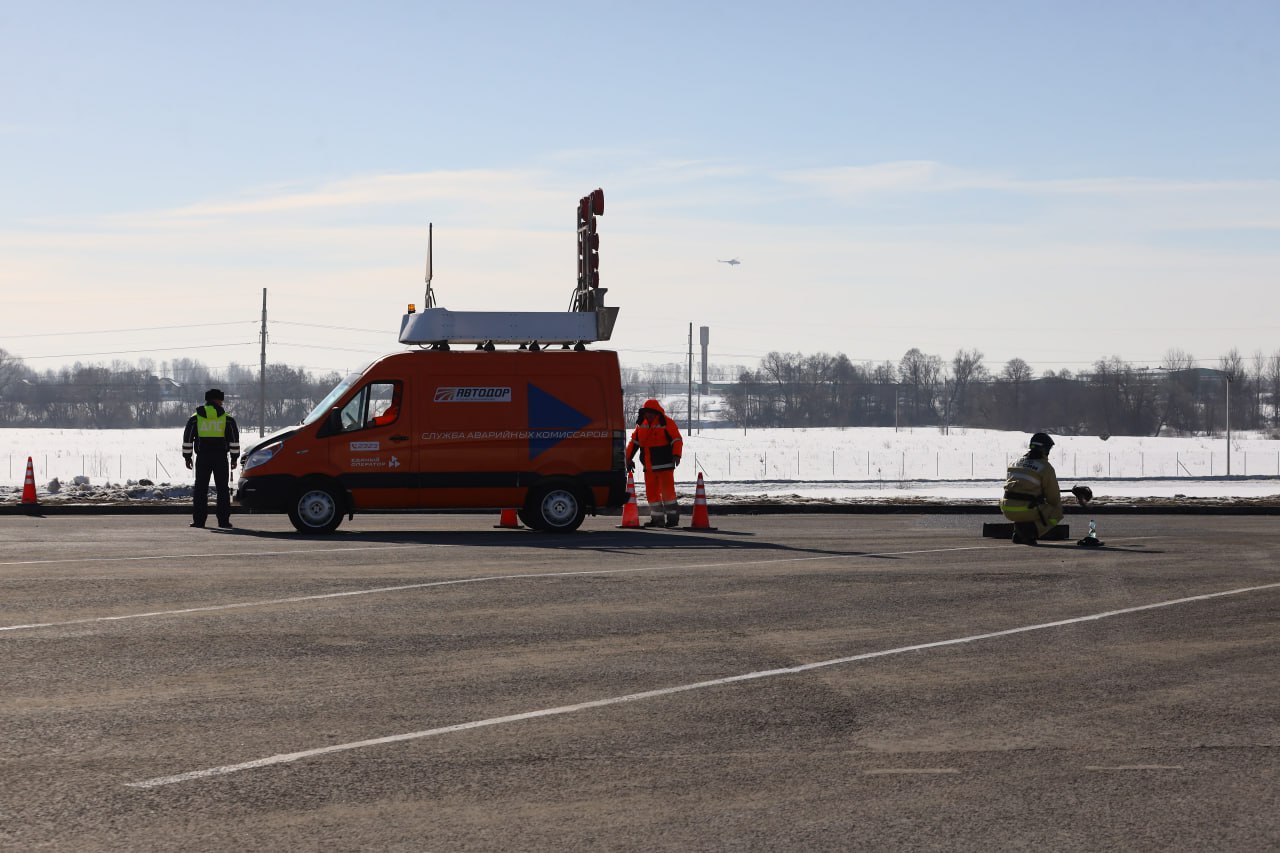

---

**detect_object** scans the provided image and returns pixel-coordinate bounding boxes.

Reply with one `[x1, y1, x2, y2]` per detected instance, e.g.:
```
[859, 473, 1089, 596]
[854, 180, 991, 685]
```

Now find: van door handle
[389, 434, 410, 442]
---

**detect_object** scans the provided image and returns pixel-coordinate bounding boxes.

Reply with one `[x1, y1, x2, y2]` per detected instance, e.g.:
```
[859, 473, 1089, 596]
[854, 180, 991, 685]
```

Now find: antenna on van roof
[422, 223, 436, 310]
[400, 191, 619, 347]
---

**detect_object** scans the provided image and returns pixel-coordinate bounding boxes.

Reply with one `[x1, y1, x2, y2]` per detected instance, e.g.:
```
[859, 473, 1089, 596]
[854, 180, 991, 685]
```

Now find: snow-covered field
[2, 426, 1278, 504]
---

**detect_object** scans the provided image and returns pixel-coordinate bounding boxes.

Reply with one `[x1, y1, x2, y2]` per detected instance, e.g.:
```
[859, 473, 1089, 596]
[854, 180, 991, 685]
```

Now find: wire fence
[6, 448, 1280, 489]
[678, 449, 1280, 483]
[5, 452, 191, 486]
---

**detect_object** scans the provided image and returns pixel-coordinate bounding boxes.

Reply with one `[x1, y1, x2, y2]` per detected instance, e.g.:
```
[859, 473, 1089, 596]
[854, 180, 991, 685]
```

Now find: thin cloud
[778, 161, 970, 194]
[145, 170, 563, 221]
[781, 161, 1280, 200]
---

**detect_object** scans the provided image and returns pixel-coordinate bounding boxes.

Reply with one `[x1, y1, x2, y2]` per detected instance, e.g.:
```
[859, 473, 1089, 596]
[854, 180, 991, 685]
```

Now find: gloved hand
[626, 458, 635, 472]
[673, 455, 681, 466]
[184, 457, 193, 470]
[230, 457, 240, 470]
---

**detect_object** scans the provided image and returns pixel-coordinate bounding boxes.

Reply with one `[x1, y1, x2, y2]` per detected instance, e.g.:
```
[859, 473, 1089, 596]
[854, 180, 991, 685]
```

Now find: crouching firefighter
[1000, 432, 1062, 545]
[625, 399, 684, 528]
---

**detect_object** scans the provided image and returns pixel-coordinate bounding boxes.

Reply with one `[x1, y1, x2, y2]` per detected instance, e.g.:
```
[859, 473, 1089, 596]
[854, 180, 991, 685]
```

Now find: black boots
[1011, 522, 1039, 546]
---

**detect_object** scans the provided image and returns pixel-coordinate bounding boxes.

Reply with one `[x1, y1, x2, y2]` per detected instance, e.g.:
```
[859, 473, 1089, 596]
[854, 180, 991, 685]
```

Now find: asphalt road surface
[1, 512, 1276, 852]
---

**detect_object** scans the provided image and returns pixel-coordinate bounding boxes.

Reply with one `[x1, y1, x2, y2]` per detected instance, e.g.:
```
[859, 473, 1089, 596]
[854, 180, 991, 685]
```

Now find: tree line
[0, 351, 341, 430]
[708, 347, 1280, 436]
[2, 345, 1278, 437]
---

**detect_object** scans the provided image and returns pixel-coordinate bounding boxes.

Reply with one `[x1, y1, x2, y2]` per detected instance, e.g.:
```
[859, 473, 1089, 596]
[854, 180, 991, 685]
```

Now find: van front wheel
[528, 482, 586, 533]
[289, 482, 344, 534]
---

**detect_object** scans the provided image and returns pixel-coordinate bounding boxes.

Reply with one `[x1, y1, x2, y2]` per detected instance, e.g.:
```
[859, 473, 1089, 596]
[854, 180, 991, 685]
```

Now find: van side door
[326, 379, 418, 508]
[413, 378, 523, 509]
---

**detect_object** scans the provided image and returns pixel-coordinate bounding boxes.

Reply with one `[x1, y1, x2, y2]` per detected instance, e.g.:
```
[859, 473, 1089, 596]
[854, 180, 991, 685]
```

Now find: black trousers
[193, 453, 231, 525]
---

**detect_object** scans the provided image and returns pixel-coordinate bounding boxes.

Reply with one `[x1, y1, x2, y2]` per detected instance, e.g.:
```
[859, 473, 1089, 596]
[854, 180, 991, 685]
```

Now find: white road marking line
[1085, 765, 1184, 771]
[125, 580, 1280, 789]
[1, 545, 996, 633]
[864, 768, 960, 775]
[0, 544, 430, 567]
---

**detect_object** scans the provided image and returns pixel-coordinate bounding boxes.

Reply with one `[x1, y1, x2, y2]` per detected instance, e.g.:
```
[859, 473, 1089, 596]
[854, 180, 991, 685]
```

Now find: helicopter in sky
[717, 258, 741, 266]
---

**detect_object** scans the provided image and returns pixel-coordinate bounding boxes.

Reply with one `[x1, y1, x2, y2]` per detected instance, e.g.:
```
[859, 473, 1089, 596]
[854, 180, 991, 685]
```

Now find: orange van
[235, 348, 627, 533]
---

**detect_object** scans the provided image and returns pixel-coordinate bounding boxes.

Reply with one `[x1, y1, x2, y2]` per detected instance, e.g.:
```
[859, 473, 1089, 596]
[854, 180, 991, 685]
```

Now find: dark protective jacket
[182, 404, 241, 461]
[626, 399, 683, 472]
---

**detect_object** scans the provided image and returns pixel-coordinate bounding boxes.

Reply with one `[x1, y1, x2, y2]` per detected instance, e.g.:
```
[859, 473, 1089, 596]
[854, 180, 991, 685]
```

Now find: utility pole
[259, 288, 267, 437]
[687, 322, 693, 430]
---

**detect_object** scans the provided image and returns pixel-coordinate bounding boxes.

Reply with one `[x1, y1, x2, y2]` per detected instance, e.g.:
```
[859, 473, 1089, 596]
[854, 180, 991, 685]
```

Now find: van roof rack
[399, 188, 618, 348]
[399, 306, 618, 347]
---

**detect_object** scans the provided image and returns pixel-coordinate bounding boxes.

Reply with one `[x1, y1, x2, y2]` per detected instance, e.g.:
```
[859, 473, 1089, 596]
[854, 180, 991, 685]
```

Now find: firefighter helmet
[1029, 432, 1054, 450]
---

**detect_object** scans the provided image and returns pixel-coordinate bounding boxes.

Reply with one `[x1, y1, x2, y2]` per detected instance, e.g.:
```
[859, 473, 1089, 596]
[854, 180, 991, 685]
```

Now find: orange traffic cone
[618, 471, 641, 528]
[494, 508, 522, 529]
[21, 456, 39, 506]
[686, 472, 716, 530]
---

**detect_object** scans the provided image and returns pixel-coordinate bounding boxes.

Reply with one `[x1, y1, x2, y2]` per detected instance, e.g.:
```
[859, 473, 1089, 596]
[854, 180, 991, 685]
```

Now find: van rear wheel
[289, 482, 344, 534]
[528, 482, 586, 533]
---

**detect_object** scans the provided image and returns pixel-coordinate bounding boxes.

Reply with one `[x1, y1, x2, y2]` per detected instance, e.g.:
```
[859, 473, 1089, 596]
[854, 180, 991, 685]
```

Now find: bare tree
[999, 358, 1034, 428]
[1218, 348, 1246, 433]
[946, 348, 987, 425]
[1268, 350, 1280, 430]
[898, 348, 942, 425]
[1249, 350, 1267, 430]
[1156, 349, 1197, 435]
[0, 348, 33, 422]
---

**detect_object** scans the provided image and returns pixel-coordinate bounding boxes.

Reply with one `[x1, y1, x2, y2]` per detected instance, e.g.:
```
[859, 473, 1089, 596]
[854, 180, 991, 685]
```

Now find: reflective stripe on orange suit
[626, 398, 683, 521]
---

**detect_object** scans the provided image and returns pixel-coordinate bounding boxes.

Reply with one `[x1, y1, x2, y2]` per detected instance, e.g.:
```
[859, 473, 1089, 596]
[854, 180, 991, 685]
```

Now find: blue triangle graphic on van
[527, 383, 591, 459]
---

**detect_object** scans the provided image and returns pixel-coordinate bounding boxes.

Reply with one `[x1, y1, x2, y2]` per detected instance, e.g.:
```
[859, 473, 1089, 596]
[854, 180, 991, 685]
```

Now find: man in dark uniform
[182, 388, 240, 529]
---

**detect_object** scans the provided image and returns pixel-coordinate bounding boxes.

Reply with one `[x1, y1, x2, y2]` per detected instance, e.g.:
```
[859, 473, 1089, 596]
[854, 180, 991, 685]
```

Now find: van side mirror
[318, 406, 342, 437]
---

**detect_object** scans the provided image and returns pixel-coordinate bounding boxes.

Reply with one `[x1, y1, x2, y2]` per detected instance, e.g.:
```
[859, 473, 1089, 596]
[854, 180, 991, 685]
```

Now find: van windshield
[302, 372, 363, 426]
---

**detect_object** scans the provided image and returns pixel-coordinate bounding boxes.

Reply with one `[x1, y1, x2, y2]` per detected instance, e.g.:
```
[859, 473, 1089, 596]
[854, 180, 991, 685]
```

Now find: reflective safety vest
[196, 405, 228, 438]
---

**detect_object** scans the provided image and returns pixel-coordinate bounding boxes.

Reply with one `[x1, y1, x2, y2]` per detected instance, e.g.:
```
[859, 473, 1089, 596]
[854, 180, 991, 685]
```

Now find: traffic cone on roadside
[21, 456, 39, 507]
[686, 472, 716, 530]
[494, 508, 522, 529]
[618, 471, 641, 528]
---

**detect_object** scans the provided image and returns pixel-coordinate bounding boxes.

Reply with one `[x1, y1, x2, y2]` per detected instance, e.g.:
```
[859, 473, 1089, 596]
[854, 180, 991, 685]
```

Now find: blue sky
[3, 1, 1278, 378]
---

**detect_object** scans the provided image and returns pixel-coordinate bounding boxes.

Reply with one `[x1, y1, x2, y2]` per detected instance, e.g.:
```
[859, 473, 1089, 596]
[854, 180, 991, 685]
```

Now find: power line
[271, 341, 395, 355]
[271, 320, 386, 334]
[0, 321, 254, 339]
[16, 342, 260, 360]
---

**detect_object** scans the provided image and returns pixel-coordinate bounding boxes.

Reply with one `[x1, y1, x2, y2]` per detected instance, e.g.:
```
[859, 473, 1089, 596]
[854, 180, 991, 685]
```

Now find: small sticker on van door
[350, 441, 380, 451]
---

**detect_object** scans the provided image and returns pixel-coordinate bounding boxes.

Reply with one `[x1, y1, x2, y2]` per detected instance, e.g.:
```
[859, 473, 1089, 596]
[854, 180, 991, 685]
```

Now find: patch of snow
[2, 425, 1278, 504]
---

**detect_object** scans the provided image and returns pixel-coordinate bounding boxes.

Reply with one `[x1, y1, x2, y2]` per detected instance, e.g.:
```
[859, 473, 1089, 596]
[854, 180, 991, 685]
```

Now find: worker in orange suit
[626, 399, 684, 527]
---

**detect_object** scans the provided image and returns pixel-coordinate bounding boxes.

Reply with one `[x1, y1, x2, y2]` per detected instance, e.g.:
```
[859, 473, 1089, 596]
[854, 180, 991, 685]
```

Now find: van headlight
[242, 441, 282, 472]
